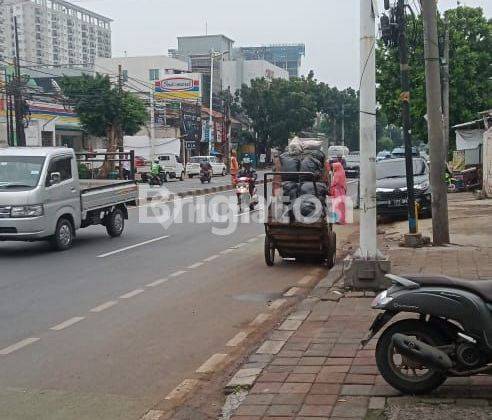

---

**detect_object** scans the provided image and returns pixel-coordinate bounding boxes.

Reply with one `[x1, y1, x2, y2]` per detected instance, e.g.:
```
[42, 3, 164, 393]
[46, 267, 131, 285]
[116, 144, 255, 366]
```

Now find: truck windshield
[0, 156, 46, 189]
[376, 159, 426, 180]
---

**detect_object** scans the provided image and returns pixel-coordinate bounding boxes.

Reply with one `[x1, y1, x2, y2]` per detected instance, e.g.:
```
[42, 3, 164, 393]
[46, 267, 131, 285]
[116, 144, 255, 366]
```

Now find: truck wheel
[106, 208, 125, 238]
[221, 168, 226, 176]
[180, 171, 185, 181]
[51, 217, 74, 251]
[188, 174, 194, 179]
[264, 235, 275, 266]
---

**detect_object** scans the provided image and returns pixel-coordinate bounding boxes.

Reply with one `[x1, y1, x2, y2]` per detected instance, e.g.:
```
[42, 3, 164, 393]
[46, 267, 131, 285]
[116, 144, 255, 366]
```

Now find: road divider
[196, 353, 229, 374]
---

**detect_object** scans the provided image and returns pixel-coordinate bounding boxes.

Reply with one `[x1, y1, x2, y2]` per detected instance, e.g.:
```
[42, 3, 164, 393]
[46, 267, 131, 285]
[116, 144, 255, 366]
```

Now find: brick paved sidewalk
[224, 196, 492, 419]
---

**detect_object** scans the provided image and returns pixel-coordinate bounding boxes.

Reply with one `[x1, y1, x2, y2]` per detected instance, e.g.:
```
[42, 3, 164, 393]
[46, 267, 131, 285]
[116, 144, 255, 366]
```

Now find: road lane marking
[220, 248, 234, 255]
[0, 338, 40, 355]
[120, 289, 144, 299]
[97, 235, 170, 258]
[298, 275, 314, 286]
[139, 410, 164, 420]
[269, 298, 287, 310]
[188, 262, 204, 269]
[50, 317, 85, 331]
[196, 353, 228, 373]
[146, 278, 169, 288]
[247, 237, 259, 243]
[226, 331, 249, 347]
[232, 243, 247, 249]
[165, 379, 200, 400]
[203, 254, 219, 262]
[169, 270, 186, 278]
[90, 301, 118, 313]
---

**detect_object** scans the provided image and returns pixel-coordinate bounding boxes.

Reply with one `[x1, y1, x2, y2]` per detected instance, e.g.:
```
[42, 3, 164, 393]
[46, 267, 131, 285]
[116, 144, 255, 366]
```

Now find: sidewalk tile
[368, 397, 386, 410]
[298, 405, 333, 416]
[235, 404, 268, 416]
[315, 372, 346, 384]
[293, 366, 322, 374]
[243, 394, 275, 405]
[258, 372, 290, 383]
[271, 330, 295, 341]
[299, 357, 326, 366]
[286, 373, 317, 383]
[344, 374, 376, 385]
[230, 416, 262, 420]
[250, 382, 283, 394]
[341, 385, 373, 396]
[305, 394, 338, 405]
[352, 357, 376, 366]
[278, 383, 312, 394]
[310, 383, 341, 395]
[278, 350, 305, 358]
[272, 394, 305, 405]
[266, 366, 295, 373]
[325, 358, 353, 366]
[279, 320, 303, 331]
[349, 365, 378, 375]
[319, 365, 350, 374]
[271, 358, 300, 366]
[257, 340, 286, 355]
[267, 405, 300, 416]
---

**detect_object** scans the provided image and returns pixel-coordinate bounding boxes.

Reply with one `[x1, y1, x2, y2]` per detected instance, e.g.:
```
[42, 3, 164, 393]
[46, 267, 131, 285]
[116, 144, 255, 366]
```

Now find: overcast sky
[74, 0, 491, 89]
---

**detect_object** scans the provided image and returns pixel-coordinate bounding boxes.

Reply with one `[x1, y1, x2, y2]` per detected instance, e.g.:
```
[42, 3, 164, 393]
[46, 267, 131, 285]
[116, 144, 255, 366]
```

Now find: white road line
[146, 278, 169, 288]
[120, 289, 144, 299]
[220, 248, 234, 255]
[169, 270, 186, 278]
[139, 410, 164, 420]
[90, 301, 118, 313]
[50, 317, 85, 331]
[232, 243, 247, 249]
[247, 237, 259, 243]
[196, 353, 228, 373]
[97, 235, 170, 258]
[226, 331, 249, 347]
[0, 338, 40, 355]
[165, 379, 200, 400]
[188, 262, 204, 269]
[203, 254, 220, 262]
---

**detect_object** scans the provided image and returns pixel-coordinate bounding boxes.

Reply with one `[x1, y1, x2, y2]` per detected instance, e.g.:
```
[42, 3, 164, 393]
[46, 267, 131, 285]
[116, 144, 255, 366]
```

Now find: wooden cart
[263, 172, 336, 267]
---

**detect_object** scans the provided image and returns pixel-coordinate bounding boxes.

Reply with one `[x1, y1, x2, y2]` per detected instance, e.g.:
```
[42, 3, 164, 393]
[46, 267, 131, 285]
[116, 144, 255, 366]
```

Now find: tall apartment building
[0, 0, 112, 67]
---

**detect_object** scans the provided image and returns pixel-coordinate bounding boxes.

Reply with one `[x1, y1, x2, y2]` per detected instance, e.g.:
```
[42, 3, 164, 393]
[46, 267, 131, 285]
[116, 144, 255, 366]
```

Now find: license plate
[389, 198, 407, 207]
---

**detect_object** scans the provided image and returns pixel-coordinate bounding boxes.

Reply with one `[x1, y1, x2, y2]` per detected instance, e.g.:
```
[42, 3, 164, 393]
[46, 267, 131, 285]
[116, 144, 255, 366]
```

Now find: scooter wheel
[375, 319, 447, 395]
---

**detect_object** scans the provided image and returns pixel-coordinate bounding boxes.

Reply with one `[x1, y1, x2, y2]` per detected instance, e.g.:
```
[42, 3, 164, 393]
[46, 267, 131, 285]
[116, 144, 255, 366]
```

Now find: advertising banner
[154, 73, 202, 103]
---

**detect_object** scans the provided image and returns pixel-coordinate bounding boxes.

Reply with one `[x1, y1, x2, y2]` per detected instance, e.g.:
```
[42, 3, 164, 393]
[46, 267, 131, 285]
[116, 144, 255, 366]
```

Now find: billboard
[154, 73, 202, 102]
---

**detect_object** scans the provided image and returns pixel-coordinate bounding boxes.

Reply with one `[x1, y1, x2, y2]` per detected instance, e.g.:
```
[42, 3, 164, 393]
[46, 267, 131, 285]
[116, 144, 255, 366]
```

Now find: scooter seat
[405, 275, 492, 302]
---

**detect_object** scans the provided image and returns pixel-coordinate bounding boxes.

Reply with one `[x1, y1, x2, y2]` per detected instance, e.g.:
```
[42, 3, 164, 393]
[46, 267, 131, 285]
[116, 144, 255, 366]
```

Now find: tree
[60, 74, 148, 173]
[376, 6, 492, 145]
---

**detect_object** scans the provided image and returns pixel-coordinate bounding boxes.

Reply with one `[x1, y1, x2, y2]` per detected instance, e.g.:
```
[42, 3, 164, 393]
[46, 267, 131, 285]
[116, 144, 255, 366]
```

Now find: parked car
[376, 150, 392, 161]
[345, 154, 360, 178]
[0, 147, 137, 250]
[376, 157, 431, 218]
[157, 154, 185, 182]
[391, 147, 419, 158]
[186, 156, 226, 178]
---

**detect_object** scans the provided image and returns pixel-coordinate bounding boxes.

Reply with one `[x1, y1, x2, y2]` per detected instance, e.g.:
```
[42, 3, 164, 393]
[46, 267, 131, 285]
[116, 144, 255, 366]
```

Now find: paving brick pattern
[229, 220, 492, 419]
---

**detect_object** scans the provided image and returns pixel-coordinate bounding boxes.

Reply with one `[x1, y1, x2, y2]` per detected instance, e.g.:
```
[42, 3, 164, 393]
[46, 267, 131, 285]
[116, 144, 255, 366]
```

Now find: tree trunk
[99, 124, 119, 178]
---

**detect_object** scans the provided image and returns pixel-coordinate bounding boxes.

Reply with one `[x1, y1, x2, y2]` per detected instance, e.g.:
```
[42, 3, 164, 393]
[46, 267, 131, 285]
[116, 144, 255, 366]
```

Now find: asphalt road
[0, 180, 359, 420]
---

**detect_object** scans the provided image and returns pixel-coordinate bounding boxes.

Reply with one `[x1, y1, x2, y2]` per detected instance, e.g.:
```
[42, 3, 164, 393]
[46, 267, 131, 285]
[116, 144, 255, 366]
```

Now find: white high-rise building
[0, 0, 112, 67]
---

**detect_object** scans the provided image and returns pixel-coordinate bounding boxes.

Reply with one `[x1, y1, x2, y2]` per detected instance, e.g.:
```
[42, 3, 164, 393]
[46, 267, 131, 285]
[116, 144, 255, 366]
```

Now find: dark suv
[376, 157, 431, 218]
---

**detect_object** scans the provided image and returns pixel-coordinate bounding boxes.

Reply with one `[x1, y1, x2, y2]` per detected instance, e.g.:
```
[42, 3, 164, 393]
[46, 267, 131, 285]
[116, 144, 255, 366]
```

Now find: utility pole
[341, 104, 345, 146]
[442, 16, 450, 162]
[13, 17, 26, 147]
[396, 0, 417, 236]
[422, 0, 450, 245]
[4, 68, 11, 146]
[208, 51, 215, 156]
[358, 0, 378, 259]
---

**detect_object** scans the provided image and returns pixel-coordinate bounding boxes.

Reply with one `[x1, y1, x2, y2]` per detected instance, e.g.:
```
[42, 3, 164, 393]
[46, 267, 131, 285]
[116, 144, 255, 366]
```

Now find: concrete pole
[150, 89, 155, 160]
[209, 52, 215, 155]
[422, 0, 450, 245]
[442, 17, 450, 162]
[358, 0, 378, 258]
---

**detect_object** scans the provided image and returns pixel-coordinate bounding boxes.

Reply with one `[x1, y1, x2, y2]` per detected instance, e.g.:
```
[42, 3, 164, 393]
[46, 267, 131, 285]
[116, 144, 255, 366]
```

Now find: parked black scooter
[362, 274, 492, 395]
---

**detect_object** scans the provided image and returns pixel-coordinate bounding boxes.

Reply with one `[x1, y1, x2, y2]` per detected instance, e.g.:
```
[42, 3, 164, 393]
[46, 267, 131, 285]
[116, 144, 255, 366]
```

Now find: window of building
[149, 69, 159, 81]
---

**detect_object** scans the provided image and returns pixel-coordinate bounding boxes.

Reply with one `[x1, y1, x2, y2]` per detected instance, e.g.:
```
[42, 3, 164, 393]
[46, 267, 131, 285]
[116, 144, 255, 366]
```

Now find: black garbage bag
[282, 181, 299, 203]
[297, 195, 325, 219]
[300, 152, 325, 181]
[300, 182, 328, 201]
[279, 152, 301, 181]
[304, 149, 326, 165]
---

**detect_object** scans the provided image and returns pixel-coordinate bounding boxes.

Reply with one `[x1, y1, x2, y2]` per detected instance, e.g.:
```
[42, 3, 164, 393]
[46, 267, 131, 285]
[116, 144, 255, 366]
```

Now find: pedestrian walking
[331, 161, 347, 224]
[230, 150, 239, 186]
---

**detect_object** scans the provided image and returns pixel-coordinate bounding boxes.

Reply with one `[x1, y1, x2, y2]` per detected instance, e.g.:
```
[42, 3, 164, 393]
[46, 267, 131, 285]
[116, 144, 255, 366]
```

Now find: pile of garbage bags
[277, 138, 328, 218]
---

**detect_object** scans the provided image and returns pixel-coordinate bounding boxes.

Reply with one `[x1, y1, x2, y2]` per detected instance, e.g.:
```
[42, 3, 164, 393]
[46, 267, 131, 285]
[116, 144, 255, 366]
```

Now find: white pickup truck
[0, 147, 138, 250]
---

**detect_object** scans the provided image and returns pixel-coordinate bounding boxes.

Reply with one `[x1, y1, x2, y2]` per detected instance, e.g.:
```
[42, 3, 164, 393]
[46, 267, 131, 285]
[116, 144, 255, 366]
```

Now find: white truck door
[44, 155, 81, 233]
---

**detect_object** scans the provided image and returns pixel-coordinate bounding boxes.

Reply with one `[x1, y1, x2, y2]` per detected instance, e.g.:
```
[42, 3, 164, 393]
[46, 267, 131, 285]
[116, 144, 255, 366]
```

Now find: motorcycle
[200, 168, 211, 184]
[236, 176, 258, 212]
[362, 274, 492, 395]
[148, 173, 163, 186]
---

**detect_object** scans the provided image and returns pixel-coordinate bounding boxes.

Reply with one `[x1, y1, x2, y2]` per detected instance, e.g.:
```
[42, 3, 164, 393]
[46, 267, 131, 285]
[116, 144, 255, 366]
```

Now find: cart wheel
[326, 231, 337, 268]
[264, 235, 275, 266]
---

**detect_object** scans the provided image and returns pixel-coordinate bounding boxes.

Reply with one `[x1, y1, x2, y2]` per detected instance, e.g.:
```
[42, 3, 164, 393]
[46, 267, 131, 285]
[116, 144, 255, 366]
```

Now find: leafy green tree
[376, 6, 492, 145]
[60, 74, 148, 172]
[377, 136, 394, 152]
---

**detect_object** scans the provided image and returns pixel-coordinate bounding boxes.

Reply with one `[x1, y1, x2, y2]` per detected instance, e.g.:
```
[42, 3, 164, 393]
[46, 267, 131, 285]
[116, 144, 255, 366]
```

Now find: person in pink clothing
[330, 162, 347, 224]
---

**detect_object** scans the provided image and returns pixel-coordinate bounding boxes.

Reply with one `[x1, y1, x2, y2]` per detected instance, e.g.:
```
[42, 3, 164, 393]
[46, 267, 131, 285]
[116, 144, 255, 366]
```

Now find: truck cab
[157, 154, 185, 181]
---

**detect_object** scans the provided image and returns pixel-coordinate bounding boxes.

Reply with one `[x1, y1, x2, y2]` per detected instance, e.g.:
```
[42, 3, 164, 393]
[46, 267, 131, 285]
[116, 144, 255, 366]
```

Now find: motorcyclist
[238, 158, 257, 196]
[200, 159, 212, 180]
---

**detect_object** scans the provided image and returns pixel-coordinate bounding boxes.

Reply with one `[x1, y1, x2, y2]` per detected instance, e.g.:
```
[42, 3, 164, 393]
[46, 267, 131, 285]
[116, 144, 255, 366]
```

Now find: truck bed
[79, 180, 138, 212]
